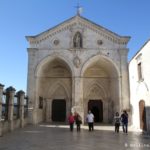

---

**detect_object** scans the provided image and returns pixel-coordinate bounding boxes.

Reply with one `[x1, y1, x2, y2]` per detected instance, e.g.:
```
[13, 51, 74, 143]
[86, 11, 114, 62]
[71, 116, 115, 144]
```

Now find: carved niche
[73, 32, 83, 48]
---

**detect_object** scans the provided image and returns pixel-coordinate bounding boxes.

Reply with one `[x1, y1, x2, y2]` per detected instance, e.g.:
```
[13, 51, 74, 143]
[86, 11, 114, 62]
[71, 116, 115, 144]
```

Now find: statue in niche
[73, 32, 82, 48]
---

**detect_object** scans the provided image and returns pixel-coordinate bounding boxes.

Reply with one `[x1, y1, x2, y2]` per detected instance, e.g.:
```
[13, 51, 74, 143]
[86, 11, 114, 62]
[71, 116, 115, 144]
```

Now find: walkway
[0, 124, 150, 150]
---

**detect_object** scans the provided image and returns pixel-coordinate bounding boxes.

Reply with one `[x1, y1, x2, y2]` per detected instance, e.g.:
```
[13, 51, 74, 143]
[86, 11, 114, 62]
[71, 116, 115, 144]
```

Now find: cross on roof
[75, 2, 83, 16]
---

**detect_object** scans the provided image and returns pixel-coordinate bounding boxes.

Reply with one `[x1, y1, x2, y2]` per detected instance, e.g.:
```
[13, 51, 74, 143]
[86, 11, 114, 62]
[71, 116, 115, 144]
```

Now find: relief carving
[73, 56, 81, 68]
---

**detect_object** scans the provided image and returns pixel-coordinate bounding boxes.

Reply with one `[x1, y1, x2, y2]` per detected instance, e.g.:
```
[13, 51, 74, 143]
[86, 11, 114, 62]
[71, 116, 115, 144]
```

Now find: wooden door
[139, 100, 147, 131]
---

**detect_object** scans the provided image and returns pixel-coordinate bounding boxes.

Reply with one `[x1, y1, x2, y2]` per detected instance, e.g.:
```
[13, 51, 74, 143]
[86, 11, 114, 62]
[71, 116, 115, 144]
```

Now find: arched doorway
[82, 55, 119, 123]
[36, 57, 72, 123]
[52, 99, 66, 122]
[88, 100, 103, 122]
[139, 100, 147, 131]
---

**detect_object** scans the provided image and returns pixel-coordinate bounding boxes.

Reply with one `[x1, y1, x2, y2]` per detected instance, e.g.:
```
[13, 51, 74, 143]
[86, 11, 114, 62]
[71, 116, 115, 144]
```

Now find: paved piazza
[0, 124, 150, 150]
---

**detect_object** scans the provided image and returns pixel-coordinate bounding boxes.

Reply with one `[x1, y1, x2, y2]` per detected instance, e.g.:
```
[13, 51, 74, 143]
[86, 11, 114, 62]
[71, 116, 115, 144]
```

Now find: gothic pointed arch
[82, 54, 120, 123]
[73, 32, 83, 48]
[46, 81, 71, 99]
[80, 54, 119, 77]
[85, 82, 107, 100]
[35, 53, 74, 77]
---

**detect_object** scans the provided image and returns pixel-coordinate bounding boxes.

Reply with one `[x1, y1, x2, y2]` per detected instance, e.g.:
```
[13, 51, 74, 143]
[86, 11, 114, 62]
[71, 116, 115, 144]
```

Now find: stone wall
[0, 84, 28, 136]
[129, 40, 150, 132]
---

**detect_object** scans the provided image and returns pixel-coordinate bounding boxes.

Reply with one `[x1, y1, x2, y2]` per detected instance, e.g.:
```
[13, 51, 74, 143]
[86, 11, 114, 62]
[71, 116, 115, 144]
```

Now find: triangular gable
[26, 15, 130, 45]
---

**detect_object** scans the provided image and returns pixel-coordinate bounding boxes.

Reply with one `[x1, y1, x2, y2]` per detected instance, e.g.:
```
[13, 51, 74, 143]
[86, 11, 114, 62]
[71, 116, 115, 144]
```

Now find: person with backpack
[121, 110, 128, 134]
[114, 112, 121, 133]
[74, 112, 82, 132]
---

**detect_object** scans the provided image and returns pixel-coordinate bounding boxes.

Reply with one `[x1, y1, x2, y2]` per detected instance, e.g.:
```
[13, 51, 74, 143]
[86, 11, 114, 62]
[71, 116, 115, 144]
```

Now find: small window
[137, 62, 143, 81]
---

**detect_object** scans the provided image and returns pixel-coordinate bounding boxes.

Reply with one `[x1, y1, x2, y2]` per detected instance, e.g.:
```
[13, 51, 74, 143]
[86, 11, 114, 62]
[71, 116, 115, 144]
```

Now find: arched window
[73, 32, 82, 48]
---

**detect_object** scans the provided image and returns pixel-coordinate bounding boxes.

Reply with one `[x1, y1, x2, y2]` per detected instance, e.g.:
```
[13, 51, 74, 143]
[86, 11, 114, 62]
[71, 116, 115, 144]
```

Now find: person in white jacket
[86, 110, 94, 131]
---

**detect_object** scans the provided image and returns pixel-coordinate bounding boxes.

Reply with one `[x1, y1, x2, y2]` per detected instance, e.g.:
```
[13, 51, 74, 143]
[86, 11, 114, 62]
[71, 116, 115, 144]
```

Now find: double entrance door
[88, 100, 103, 122]
[51, 99, 103, 123]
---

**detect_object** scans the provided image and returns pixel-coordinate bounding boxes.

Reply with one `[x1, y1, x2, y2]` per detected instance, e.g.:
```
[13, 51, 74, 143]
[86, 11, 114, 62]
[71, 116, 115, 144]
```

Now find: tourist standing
[68, 112, 75, 131]
[121, 110, 128, 134]
[114, 112, 121, 133]
[74, 112, 82, 132]
[86, 110, 94, 131]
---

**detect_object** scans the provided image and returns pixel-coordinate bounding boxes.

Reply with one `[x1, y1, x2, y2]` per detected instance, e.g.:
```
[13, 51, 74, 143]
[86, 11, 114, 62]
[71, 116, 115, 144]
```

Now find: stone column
[72, 77, 84, 121]
[119, 49, 130, 111]
[17, 90, 25, 128]
[0, 83, 4, 136]
[6, 86, 16, 132]
[27, 48, 38, 124]
[45, 99, 51, 122]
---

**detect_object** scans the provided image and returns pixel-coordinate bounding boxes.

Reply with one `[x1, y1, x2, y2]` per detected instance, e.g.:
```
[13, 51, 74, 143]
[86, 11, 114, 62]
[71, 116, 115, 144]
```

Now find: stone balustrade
[0, 83, 28, 136]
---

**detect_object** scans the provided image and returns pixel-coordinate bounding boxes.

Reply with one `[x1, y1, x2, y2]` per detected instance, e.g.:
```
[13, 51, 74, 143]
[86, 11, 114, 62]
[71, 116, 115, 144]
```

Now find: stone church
[26, 14, 130, 124]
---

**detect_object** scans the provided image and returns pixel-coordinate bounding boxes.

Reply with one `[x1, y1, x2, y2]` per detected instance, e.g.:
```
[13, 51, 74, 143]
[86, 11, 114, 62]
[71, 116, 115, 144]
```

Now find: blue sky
[0, 0, 150, 92]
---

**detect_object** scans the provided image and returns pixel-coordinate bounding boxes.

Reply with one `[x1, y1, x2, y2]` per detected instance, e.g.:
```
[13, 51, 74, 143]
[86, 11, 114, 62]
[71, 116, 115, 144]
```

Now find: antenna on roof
[75, 1, 83, 16]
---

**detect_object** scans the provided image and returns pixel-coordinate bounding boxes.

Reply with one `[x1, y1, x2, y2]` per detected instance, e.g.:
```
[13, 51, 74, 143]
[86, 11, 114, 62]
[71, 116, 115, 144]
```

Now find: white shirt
[86, 113, 94, 123]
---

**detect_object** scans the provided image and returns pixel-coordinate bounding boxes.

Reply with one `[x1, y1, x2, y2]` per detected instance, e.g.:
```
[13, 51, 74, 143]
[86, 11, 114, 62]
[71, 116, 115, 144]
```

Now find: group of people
[68, 112, 82, 132]
[114, 110, 128, 134]
[68, 110, 94, 132]
[68, 110, 128, 134]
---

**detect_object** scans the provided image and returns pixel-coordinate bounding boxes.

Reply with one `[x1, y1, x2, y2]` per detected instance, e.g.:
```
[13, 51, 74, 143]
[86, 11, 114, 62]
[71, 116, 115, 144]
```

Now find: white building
[129, 39, 150, 132]
[26, 14, 130, 124]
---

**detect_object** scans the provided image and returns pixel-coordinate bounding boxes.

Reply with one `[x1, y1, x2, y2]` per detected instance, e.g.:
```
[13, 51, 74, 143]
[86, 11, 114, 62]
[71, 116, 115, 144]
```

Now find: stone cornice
[0, 83, 4, 88]
[6, 86, 16, 92]
[26, 15, 130, 45]
[17, 90, 25, 96]
[27, 48, 38, 53]
[31, 48, 120, 51]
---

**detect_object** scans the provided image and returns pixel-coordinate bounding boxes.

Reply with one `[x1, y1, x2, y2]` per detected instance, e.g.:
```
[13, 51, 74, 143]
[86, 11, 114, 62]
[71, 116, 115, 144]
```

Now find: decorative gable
[26, 15, 130, 50]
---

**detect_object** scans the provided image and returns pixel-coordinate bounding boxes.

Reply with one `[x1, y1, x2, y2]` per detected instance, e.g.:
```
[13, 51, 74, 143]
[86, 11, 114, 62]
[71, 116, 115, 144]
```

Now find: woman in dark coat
[74, 112, 82, 132]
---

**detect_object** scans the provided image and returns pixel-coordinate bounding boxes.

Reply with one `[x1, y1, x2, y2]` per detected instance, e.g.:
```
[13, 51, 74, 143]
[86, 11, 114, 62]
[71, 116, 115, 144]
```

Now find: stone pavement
[0, 124, 150, 150]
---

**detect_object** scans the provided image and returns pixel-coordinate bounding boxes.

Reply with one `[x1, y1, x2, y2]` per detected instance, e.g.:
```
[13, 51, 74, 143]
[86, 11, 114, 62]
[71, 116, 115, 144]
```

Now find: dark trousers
[88, 122, 94, 131]
[76, 124, 81, 132]
[70, 123, 74, 131]
[122, 123, 128, 133]
[115, 123, 120, 133]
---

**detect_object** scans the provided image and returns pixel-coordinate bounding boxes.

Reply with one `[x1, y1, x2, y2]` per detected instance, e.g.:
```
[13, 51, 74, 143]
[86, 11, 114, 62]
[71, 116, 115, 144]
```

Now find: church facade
[26, 15, 130, 124]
